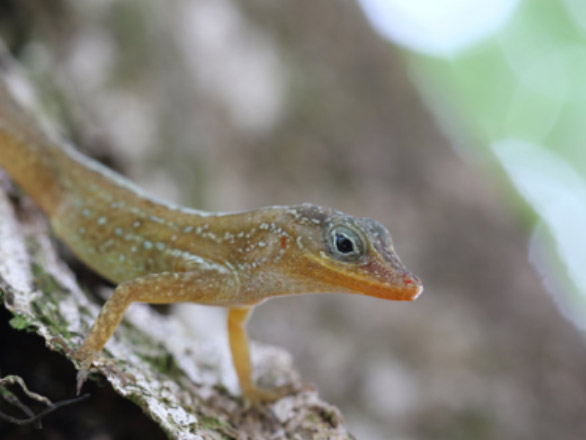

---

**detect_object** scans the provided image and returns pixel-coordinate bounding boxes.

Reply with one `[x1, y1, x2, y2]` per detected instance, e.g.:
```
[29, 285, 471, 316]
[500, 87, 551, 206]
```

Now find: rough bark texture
[0, 177, 353, 439]
[3, 1, 586, 440]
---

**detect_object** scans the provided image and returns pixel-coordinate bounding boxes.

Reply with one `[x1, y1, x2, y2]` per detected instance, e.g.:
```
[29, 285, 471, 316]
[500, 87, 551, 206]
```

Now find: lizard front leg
[75, 268, 239, 393]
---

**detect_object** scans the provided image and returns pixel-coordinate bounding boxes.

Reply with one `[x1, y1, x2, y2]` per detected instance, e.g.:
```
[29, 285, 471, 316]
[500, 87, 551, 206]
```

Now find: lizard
[0, 75, 423, 404]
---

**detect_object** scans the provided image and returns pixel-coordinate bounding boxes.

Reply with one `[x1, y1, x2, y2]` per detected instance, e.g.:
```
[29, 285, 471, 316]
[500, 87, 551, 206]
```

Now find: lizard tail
[0, 62, 65, 215]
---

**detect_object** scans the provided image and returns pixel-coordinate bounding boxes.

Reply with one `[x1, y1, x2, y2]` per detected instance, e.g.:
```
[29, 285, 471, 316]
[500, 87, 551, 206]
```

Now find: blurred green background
[1, 0, 586, 439]
[380, 0, 586, 328]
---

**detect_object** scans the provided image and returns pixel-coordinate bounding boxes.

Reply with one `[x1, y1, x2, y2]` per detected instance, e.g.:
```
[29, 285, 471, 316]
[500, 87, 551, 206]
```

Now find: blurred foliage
[390, 0, 586, 330]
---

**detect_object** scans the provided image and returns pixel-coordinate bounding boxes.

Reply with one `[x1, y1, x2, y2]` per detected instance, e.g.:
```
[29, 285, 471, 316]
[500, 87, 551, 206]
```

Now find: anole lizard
[0, 76, 422, 404]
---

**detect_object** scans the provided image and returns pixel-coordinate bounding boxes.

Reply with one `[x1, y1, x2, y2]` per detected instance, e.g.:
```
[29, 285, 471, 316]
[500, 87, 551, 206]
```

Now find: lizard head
[283, 204, 423, 301]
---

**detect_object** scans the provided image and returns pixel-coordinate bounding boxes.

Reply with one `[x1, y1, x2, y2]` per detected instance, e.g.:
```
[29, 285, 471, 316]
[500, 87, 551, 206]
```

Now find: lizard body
[0, 77, 422, 403]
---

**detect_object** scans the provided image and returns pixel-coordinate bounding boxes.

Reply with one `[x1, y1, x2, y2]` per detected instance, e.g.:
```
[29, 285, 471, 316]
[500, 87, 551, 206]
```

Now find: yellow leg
[227, 307, 294, 405]
[75, 282, 136, 394]
[75, 269, 238, 393]
[77, 285, 132, 357]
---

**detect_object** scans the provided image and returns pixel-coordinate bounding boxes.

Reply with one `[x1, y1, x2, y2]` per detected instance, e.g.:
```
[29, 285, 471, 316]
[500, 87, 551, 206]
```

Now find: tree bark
[0, 65, 354, 440]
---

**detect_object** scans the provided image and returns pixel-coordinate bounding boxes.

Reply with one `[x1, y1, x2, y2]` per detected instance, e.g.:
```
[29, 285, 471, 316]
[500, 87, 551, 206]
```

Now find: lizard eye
[328, 225, 365, 261]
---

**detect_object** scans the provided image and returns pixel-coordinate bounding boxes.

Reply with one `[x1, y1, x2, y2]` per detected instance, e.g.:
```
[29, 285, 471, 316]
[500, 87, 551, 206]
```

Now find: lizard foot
[74, 350, 135, 395]
[244, 382, 307, 409]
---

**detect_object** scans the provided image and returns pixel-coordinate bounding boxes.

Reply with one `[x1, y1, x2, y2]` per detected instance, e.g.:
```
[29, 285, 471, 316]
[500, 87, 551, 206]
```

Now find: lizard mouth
[358, 271, 423, 301]
[306, 253, 423, 301]
[344, 261, 423, 301]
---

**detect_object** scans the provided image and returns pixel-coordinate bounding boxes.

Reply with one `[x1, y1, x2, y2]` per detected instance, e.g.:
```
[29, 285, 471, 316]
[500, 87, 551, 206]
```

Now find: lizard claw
[76, 367, 89, 396]
[103, 361, 136, 388]
[75, 349, 135, 395]
[75, 350, 98, 395]
[243, 382, 303, 410]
